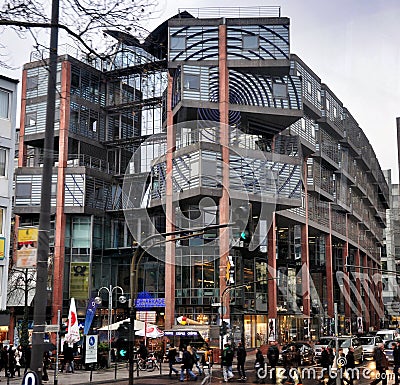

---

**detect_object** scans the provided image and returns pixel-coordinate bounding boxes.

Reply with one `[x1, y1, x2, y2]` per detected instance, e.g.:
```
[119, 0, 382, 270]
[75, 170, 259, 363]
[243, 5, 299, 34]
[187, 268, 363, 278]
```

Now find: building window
[16, 183, 32, 198]
[333, 106, 337, 118]
[326, 98, 330, 111]
[170, 36, 186, 50]
[317, 89, 321, 104]
[0, 148, 6, 176]
[0, 90, 10, 119]
[311, 124, 316, 138]
[301, 118, 306, 131]
[272, 83, 287, 99]
[306, 80, 312, 95]
[307, 164, 313, 178]
[243, 35, 259, 49]
[25, 112, 37, 127]
[27, 75, 39, 91]
[183, 74, 200, 91]
[71, 72, 80, 88]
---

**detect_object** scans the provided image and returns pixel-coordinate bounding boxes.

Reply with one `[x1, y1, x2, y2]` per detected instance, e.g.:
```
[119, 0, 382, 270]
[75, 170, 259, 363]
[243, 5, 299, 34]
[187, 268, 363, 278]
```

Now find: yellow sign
[0, 237, 5, 260]
[70, 262, 90, 299]
[16, 227, 38, 268]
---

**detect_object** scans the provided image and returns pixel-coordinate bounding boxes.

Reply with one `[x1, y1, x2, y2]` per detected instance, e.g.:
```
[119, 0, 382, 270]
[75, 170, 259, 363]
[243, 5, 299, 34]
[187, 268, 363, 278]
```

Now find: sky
[2, 0, 400, 182]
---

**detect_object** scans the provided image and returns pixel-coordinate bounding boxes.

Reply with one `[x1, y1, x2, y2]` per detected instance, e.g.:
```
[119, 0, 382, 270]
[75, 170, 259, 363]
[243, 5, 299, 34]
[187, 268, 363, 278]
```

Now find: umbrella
[135, 326, 164, 338]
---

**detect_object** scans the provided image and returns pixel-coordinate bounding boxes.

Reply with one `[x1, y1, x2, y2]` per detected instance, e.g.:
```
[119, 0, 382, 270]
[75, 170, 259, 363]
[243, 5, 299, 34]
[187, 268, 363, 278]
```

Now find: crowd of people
[0, 344, 30, 379]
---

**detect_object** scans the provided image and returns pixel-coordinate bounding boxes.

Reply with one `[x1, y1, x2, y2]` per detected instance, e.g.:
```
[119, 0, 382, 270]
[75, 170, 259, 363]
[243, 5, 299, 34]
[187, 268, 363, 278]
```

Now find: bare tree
[7, 266, 36, 349]
[0, 0, 159, 67]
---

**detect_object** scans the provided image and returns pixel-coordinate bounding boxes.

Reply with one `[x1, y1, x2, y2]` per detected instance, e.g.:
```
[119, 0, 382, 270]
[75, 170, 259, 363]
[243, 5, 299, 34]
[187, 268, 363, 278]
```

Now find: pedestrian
[167, 343, 179, 377]
[393, 341, 400, 385]
[179, 345, 197, 382]
[8, 346, 16, 378]
[190, 345, 203, 375]
[222, 343, 234, 382]
[267, 341, 279, 384]
[237, 341, 247, 381]
[345, 347, 356, 385]
[14, 346, 22, 377]
[371, 343, 389, 385]
[320, 346, 331, 384]
[42, 351, 51, 382]
[23, 345, 31, 374]
[0, 345, 7, 377]
[283, 345, 300, 385]
[63, 342, 75, 373]
[137, 341, 148, 361]
[255, 347, 265, 384]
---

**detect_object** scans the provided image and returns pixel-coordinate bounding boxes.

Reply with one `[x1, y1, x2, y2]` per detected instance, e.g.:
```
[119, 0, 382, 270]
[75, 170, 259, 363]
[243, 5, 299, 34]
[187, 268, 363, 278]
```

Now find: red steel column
[302, 158, 310, 317]
[326, 204, 334, 318]
[363, 254, 371, 330]
[164, 71, 176, 329]
[18, 69, 28, 167]
[51, 60, 70, 324]
[218, 22, 230, 321]
[354, 249, 362, 316]
[267, 214, 277, 319]
[343, 215, 351, 319]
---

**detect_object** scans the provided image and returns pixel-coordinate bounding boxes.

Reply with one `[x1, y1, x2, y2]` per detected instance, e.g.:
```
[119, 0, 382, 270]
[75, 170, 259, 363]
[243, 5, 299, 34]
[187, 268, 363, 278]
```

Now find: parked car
[328, 337, 364, 363]
[279, 342, 315, 366]
[359, 336, 383, 359]
[376, 330, 399, 344]
[384, 340, 396, 364]
[314, 337, 335, 363]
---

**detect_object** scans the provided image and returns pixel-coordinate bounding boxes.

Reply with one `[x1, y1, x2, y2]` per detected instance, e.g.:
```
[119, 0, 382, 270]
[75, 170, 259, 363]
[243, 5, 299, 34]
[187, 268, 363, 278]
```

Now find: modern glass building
[10, 7, 389, 349]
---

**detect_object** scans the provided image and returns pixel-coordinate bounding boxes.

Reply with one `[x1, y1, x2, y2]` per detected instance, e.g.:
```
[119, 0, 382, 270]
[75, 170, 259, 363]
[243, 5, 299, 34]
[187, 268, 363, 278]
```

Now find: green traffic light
[240, 231, 246, 240]
[120, 349, 127, 357]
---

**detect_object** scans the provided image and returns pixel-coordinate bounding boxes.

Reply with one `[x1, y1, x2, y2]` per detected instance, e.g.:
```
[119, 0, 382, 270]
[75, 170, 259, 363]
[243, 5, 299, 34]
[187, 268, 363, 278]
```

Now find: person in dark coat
[23, 345, 31, 374]
[371, 343, 389, 385]
[8, 346, 16, 378]
[63, 342, 75, 373]
[283, 345, 300, 385]
[236, 341, 247, 381]
[179, 345, 197, 382]
[222, 343, 234, 382]
[267, 341, 280, 384]
[255, 348, 265, 384]
[345, 347, 356, 385]
[393, 341, 400, 385]
[0, 345, 8, 376]
[167, 343, 179, 377]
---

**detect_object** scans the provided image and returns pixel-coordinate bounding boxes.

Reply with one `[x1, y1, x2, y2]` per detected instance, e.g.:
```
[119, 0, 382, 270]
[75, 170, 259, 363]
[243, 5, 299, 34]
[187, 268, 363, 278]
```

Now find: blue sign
[89, 336, 96, 346]
[21, 371, 39, 385]
[135, 297, 165, 309]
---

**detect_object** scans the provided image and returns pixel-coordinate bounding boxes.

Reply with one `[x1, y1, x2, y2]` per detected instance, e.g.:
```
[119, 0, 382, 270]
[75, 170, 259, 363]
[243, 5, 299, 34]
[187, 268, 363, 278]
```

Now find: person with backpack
[190, 345, 203, 376]
[222, 343, 234, 382]
[267, 341, 279, 384]
[167, 343, 179, 377]
[236, 341, 247, 381]
[180, 345, 197, 382]
[371, 343, 389, 385]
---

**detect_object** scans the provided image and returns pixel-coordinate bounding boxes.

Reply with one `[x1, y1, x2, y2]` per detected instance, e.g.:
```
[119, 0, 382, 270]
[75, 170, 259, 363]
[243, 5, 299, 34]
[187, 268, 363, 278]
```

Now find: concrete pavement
[0, 360, 393, 385]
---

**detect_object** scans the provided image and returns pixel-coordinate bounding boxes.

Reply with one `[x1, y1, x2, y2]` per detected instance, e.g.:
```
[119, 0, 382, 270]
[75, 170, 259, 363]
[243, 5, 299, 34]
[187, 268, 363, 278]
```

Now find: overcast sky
[3, 0, 400, 182]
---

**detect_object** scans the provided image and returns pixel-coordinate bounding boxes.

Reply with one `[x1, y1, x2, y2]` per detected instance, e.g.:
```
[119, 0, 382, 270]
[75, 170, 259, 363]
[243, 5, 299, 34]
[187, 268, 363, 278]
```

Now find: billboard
[16, 227, 38, 268]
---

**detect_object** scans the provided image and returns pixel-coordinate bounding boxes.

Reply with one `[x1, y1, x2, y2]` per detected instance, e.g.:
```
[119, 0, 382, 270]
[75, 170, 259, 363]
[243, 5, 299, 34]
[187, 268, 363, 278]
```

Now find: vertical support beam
[18, 70, 28, 168]
[343, 215, 351, 318]
[363, 254, 370, 330]
[326, 204, 334, 318]
[164, 71, 176, 330]
[397, 117, 400, 185]
[267, 213, 277, 319]
[354, 249, 362, 316]
[52, 60, 71, 326]
[302, 158, 310, 317]
[368, 258, 375, 329]
[218, 22, 230, 321]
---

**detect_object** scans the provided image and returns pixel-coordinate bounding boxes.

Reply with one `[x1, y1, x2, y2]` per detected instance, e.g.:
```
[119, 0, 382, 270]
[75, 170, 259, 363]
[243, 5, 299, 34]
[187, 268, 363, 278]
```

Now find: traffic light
[60, 323, 67, 336]
[231, 203, 252, 247]
[116, 337, 129, 360]
[220, 321, 229, 336]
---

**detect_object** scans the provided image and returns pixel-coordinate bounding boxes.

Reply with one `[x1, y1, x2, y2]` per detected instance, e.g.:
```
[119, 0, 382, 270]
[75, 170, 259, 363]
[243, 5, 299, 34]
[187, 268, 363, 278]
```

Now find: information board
[85, 335, 98, 364]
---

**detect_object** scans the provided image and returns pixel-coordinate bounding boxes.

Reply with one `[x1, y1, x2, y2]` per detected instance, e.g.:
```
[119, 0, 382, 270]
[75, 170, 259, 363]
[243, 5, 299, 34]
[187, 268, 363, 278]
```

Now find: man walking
[167, 343, 179, 377]
[345, 346, 356, 385]
[393, 341, 400, 385]
[236, 341, 247, 381]
[371, 343, 389, 385]
[267, 341, 280, 384]
[222, 343, 234, 383]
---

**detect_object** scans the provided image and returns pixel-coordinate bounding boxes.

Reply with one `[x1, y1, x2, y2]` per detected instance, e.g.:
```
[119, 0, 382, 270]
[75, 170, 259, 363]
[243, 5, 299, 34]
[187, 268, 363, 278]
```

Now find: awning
[98, 318, 159, 333]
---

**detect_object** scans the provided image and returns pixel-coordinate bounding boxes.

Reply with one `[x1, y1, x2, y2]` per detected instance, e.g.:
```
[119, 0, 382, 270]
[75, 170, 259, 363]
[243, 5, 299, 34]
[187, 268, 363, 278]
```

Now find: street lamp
[95, 285, 126, 367]
[128, 223, 232, 385]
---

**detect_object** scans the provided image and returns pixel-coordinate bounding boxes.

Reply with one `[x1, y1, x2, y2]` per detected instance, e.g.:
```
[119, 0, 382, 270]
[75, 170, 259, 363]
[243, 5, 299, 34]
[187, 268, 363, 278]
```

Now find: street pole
[334, 303, 340, 385]
[54, 309, 60, 385]
[30, 0, 59, 379]
[128, 223, 232, 385]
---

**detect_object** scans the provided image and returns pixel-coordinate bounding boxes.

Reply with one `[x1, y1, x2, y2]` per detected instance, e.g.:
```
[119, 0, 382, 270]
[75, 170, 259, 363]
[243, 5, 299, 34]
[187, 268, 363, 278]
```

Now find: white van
[376, 329, 399, 343]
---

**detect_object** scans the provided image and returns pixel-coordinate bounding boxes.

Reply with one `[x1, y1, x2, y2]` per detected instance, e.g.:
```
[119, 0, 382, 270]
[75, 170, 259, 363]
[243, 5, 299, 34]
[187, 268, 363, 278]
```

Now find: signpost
[85, 335, 98, 383]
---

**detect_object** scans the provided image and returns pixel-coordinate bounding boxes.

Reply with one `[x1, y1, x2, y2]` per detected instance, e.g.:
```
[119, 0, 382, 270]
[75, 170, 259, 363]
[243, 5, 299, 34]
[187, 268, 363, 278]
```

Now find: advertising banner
[16, 227, 38, 268]
[69, 262, 90, 299]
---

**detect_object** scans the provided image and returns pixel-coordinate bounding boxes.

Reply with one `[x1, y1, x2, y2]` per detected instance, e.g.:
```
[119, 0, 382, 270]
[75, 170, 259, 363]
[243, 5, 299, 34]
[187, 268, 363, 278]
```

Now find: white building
[0, 75, 18, 311]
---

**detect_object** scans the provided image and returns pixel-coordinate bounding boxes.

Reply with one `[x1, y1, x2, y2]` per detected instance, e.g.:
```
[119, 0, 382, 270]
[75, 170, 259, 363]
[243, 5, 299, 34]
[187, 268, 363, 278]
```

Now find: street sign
[44, 324, 60, 333]
[85, 335, 98, 364]
[21, 371, 39, 385]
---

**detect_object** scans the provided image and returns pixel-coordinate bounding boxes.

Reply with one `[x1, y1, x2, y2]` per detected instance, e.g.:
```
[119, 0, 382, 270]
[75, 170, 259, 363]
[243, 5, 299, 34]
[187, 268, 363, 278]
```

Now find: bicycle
[138, 353, 160, 372]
